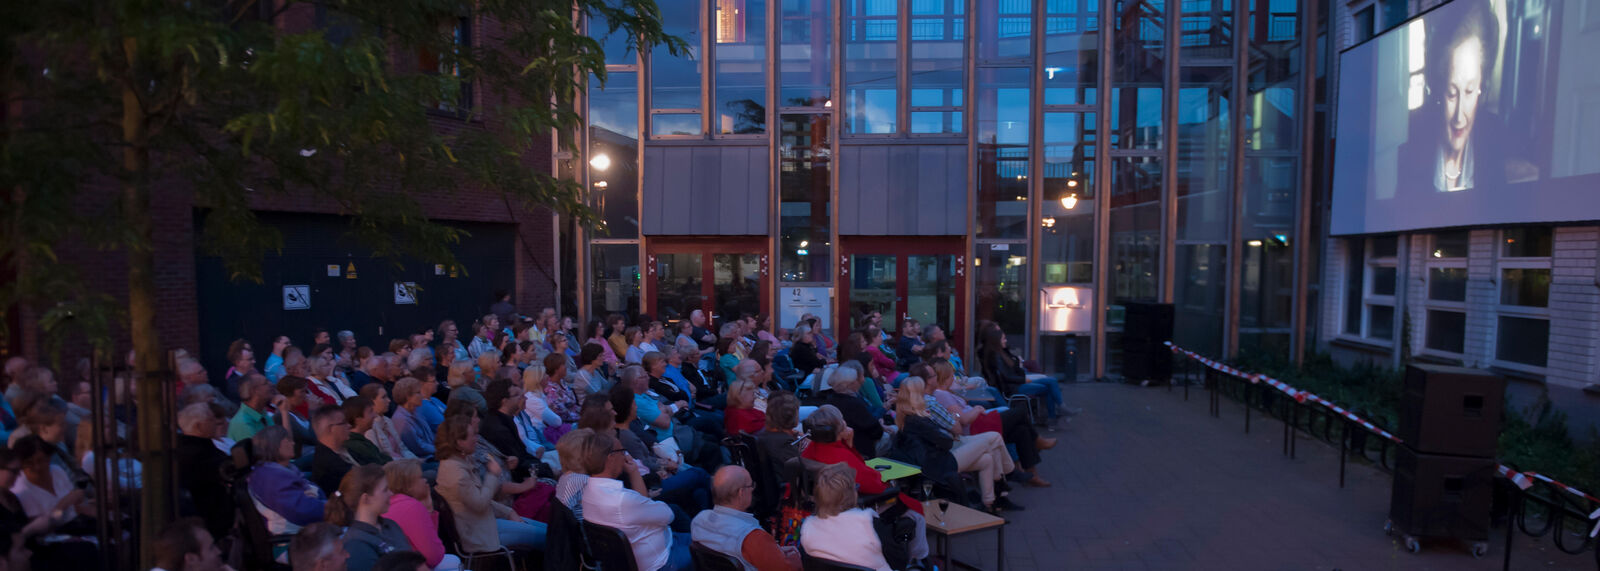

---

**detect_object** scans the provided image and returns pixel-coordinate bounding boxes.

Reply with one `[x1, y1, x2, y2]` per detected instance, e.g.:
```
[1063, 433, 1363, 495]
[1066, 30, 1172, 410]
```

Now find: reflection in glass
[976, 68, 1031, 239]
[1109, 157, 1161, 302]
[651, 113, 703, 136]
[850, 255, 897, 333]
[591, 244, 640, 320]
[845, 0, 898, 133]
[910, 0, 964, 134]
[1246, 0, 1296, 151]
[780, 0, 832, 106]
[716, 0, 767, 134]
[590, 11, 639, 66]
[1112, 0, 1164, 149]
[907, 255, 958, 335]
[780, 114, 831, 282]
[1503, 228, 1553, 258]
[1368, 305, 1395, 340]
[714, 254, 763, 321]
[652, 1, 702, 134]
[1180, 0, 1232, 58]
[977, 0, 1032, 61]
[1427, 267, 1467, 302]
[1042, 112, 1094, 285]
[1500, 268, 1550, 308]
[1177, 66, 1231, 248]
[1174, 244, 1226, 356]
[655, 254, 704, 323]
[1044, 0, 1100, 105]
[975, 244, 1028, 341]
[589, 72, 639, 238]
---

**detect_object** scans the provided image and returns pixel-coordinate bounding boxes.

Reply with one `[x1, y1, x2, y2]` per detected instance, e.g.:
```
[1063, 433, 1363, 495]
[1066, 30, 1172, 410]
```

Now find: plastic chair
[690, 542, 743, 571]
[581, 521, 641, 571]
[433, 489, 517, 571]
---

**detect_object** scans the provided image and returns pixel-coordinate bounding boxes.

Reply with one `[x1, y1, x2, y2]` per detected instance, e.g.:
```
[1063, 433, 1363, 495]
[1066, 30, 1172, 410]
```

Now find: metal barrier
[1164, 342, 1600, 569]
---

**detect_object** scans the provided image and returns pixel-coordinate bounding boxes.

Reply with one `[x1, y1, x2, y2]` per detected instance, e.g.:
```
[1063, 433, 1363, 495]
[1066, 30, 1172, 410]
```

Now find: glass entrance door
[646, 240, 769, 326]
[838, 238, 965, 341]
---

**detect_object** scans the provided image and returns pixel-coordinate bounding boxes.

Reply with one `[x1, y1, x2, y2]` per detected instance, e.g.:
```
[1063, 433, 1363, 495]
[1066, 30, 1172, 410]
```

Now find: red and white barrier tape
[1165, 341, 1600, 533]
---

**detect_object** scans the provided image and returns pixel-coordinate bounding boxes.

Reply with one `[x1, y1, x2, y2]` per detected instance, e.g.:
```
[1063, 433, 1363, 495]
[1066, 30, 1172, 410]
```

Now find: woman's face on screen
[1443, 38, 1484, 155]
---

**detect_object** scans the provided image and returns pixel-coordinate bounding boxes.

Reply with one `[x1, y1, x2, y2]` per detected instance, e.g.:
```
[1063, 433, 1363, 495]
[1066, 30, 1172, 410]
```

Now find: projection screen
[1331, 0, 1600, 236]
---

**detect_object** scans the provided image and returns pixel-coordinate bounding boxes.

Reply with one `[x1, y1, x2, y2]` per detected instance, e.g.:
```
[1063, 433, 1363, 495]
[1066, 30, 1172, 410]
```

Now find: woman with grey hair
[819, 364, 890, 456]
[246, 426, 327, 541]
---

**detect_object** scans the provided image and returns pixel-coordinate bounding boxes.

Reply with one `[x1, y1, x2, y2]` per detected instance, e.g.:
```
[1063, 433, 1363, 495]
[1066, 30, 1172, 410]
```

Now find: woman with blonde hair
[382, 459, 462, 570]
[722, 379, 765, 436]
[895, 377, 1019, 513]
[926, 359, 1052, 487]
[527, 354, 580, 443]
[798, 463, 892, 571]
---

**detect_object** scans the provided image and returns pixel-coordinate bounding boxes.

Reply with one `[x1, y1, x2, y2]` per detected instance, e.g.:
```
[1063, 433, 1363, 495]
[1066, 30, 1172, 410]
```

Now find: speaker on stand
[1386, 364, 1505, 558]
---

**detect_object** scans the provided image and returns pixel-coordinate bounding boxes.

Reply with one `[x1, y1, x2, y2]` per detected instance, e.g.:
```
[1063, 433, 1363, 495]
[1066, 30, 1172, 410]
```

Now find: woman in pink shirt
[382, 459, 461, 570]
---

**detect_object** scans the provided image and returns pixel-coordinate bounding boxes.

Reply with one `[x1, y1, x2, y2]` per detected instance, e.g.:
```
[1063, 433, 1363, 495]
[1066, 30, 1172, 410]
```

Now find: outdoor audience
[0, 301, 1065, 570]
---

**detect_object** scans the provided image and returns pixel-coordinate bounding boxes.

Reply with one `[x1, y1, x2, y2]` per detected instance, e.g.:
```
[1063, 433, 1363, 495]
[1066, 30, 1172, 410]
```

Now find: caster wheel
[1471, 542, 1489, 558]
[1404, 537, 1421, 553]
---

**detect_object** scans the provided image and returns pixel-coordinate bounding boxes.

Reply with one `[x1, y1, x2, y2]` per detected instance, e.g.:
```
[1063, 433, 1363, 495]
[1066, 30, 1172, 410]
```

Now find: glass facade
[572, 0, 1313, 377]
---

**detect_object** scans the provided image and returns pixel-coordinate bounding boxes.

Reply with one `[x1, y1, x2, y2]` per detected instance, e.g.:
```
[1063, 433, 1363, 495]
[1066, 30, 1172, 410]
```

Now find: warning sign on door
[283, 285, 311, 310]
[393, 282, 418, 305]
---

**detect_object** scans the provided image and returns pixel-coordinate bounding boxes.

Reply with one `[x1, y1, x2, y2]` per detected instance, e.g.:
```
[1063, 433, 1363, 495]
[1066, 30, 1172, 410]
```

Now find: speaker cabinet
[1389, 446, 1495, 541]
[1399, 364, 1506, 458]
[1120, 302, 1174, 382]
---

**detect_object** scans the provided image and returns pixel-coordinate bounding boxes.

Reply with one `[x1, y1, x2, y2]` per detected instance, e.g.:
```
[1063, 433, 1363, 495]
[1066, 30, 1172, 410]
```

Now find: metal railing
[1163, 342, 1600, 570]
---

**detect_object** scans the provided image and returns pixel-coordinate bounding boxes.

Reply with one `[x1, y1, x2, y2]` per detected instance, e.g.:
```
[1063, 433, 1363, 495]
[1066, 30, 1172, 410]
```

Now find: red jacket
[800, 440, 921, 514]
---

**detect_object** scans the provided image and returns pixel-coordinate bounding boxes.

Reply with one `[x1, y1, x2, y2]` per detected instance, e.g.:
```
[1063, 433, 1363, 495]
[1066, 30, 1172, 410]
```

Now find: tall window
[780, 0, 832, 107]
[651, 1, 703, 136]
[715, 0, 768, 134]
[779, 114, 832, 282]
[844, 0, 899, 134]
[420, 17, 473, 113]
[976, 0, 1032, 61]
[1495, 228, 1552, 368]
[1349, 237, 1398, 341]
[975, 67, 1031, 239]
[1042, 112, 1095, 284]
[588, 72, 640, 239]
[1044, 0, 1099, 105]
[909, 0, 965, 134]
[1422, 232, 1468, 355]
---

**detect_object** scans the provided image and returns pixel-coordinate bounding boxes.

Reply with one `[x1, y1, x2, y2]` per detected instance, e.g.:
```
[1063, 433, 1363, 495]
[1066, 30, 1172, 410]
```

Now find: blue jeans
[659, 465, 712, 515]
[496, 518, 547, 550]
[663, 531, 693, 571]
[1017, 378, 1062, 418]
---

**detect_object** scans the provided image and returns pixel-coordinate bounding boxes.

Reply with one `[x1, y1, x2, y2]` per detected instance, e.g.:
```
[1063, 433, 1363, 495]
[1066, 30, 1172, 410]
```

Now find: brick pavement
[933, 383, 1594, 571]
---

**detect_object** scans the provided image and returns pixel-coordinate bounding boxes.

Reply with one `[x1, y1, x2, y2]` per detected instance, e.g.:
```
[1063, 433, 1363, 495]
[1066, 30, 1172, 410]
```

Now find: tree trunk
[122, 37, 172, 568]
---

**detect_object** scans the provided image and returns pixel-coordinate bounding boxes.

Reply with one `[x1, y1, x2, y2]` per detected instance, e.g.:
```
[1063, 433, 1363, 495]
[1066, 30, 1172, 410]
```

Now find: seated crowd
[0, 298, 1065, 571]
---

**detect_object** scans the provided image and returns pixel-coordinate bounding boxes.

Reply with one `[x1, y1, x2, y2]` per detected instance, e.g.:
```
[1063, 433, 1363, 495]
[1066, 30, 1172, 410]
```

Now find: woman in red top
[799, 405, 921, 515]
[723, 380, 766, 436]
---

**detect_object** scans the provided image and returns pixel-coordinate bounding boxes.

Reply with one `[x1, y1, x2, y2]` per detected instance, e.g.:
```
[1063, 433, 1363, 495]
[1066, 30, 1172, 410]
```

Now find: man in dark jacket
[481, 380, 535, 481]
[309, 405, 356, 493]
[176, 403, 233, 540]
[341, 396, 392, 466]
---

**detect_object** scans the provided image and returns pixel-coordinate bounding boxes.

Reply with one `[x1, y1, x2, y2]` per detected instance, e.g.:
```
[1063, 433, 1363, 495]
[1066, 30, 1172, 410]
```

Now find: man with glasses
[308, 405, 355, 493]
[581, 430, 691, 571]
[691, 465, 800, 571]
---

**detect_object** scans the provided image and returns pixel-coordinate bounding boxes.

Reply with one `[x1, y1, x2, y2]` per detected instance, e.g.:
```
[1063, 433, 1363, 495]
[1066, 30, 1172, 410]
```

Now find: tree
[0, 0, 685, 563]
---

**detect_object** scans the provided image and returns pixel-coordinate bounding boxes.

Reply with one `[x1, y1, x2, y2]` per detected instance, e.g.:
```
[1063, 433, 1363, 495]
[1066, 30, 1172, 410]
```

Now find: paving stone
[971, 383, 1594, 570]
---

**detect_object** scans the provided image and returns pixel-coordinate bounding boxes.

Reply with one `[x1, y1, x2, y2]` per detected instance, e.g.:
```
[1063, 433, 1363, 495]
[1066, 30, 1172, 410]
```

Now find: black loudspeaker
[1120, 302, 1174, 382]
[1399, 364, 1506, 458]
[1389, 447, 1495, 541]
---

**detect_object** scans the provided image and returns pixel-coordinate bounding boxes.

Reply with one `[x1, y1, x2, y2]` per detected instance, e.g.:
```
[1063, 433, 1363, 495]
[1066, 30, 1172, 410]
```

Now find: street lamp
[589, 153, 611, 172]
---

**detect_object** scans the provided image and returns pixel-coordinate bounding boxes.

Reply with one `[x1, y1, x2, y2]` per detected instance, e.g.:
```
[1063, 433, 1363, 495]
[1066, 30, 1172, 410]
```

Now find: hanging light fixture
[1060, 194, 1078, 210]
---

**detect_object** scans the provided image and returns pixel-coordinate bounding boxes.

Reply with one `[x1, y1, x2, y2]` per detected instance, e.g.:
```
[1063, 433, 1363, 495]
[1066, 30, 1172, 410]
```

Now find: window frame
[1339, 237, 1397, 344]
[1491, 229, 1552, 372]
[1419, 234, 1467, 358]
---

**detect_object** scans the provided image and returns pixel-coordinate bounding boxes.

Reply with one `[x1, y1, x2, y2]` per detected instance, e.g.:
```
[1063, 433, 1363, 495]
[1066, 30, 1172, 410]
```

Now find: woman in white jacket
[798, 463, 892, 571]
